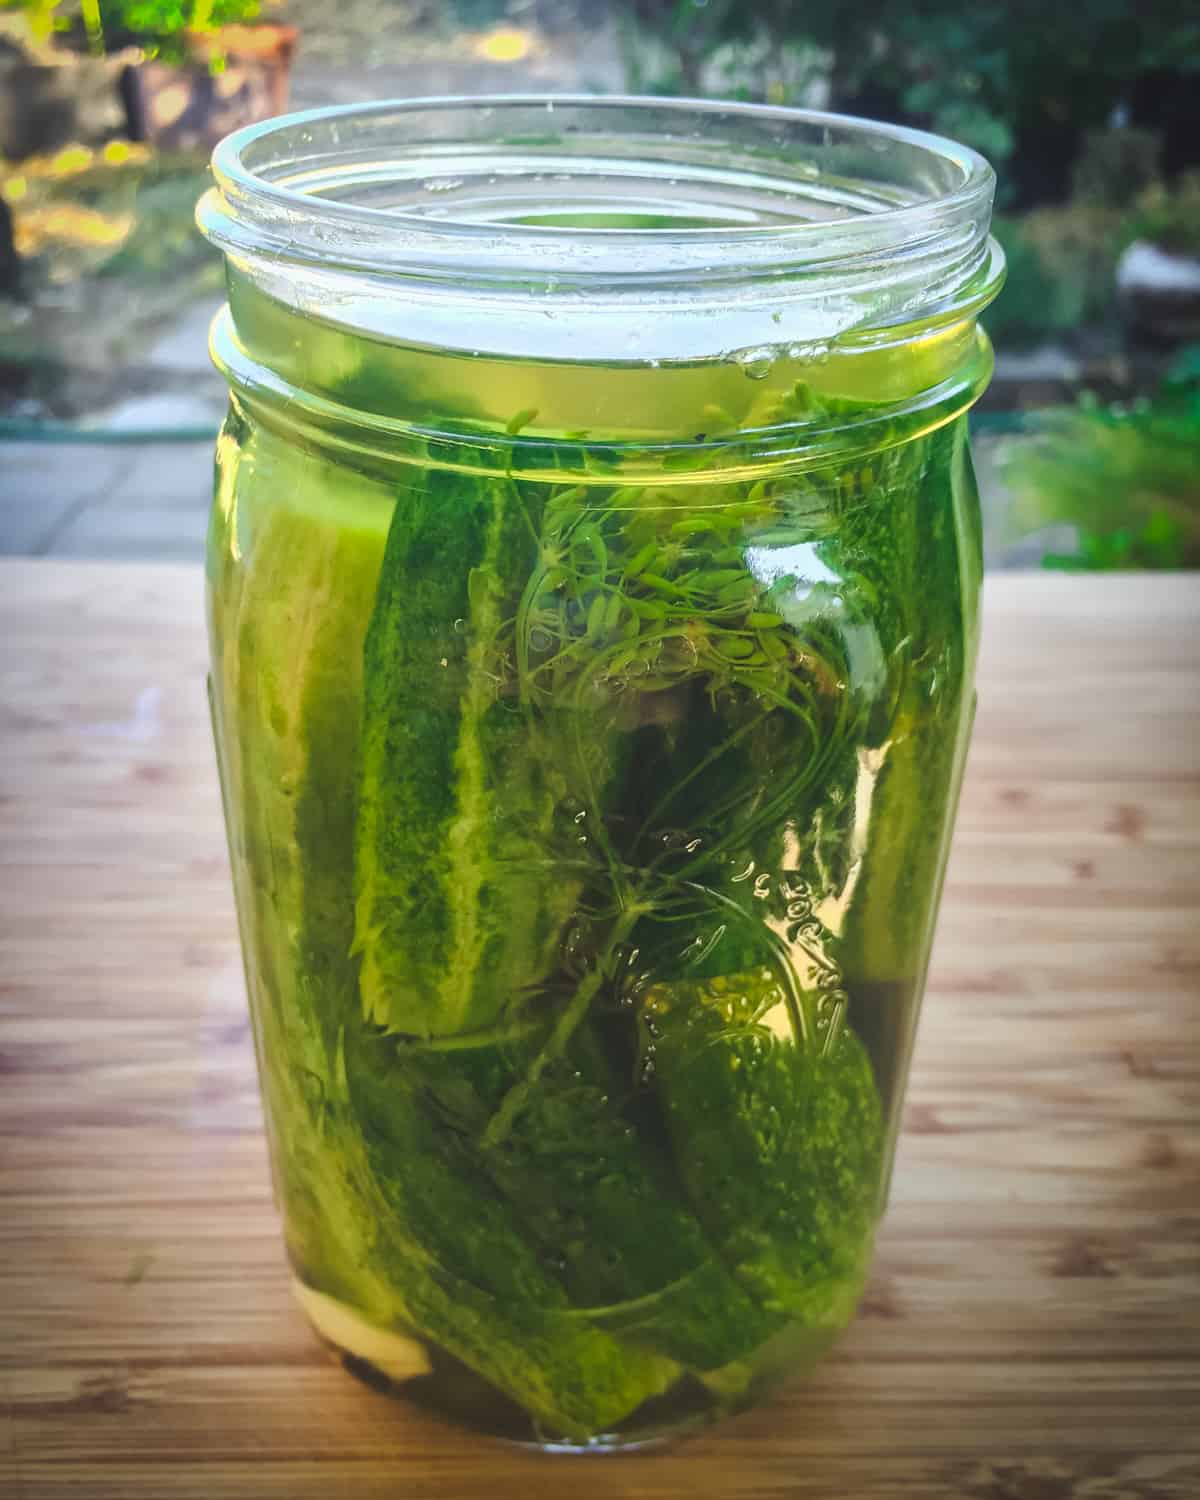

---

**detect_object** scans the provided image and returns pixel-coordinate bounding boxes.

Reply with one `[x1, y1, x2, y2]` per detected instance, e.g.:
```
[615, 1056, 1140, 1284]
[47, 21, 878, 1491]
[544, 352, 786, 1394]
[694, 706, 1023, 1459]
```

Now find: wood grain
[2, 562, 1198, 1500]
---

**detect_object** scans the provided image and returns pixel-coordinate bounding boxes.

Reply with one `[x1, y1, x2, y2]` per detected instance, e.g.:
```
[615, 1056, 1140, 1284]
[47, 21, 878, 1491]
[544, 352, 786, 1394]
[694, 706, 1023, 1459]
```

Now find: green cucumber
[641, 970, 883, 1327]
[354, 468, 581, 1037]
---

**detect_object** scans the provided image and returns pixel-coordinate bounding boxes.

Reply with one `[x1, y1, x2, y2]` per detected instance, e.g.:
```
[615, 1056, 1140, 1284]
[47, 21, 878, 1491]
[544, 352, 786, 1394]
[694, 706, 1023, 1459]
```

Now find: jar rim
[199, 95, 1002, 364]
[204, 94, 992, 265]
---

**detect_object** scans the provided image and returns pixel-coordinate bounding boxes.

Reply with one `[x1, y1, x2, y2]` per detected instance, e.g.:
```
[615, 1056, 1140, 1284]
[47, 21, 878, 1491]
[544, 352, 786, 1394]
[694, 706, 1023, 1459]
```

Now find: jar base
[339, 1348, 727, 1454]
[294, 1276, 753, 1450]
[292, 1275, 844, 1451]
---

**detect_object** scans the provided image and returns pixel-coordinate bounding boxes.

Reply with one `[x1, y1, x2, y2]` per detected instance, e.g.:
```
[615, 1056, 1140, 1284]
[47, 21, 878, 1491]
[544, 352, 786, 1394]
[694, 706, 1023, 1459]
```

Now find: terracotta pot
[123, 25, 299, 150]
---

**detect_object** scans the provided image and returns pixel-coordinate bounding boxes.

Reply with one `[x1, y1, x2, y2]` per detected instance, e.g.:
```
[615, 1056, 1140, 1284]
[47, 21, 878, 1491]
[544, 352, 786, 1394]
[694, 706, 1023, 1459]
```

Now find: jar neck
[214, 299, 992, 485]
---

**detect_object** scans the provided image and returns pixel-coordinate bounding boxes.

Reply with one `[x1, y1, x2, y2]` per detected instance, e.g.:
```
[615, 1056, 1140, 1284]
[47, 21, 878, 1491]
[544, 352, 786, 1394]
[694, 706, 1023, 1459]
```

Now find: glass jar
[199, 96, 1002, 1450]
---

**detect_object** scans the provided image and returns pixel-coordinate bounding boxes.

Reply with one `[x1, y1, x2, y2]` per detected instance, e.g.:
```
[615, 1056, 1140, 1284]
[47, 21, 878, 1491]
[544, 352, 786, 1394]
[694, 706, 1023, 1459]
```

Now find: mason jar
[198, 96, 1002, 1450]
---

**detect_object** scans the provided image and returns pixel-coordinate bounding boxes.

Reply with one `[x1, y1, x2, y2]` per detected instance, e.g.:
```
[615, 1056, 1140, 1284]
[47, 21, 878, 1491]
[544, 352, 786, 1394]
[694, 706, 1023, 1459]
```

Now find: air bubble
[731, 346, 776, 380]
[452, 617, 466, 633]
[786, 339, 831, 365]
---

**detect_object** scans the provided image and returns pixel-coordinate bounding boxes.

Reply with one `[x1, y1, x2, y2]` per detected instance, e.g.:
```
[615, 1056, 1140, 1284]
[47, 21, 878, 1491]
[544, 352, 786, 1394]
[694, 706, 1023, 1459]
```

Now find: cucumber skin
[354, 468, 580, 1038]
[640, 973, 883, 1328]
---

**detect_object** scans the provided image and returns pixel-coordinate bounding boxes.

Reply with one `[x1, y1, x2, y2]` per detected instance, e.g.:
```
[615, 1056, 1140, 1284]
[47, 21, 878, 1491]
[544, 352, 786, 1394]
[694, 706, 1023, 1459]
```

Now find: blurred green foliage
[1, 142, 217, 285]
[617, 0, 1199, 204]
[987, 216, 1099, 349]
[94, 155, 218, 281]
[987, 207, 1122, 348]
[0, 0, 261, 59]
[984, 170, 1200, 349]
[1002, 350, 1200, 569]
[1070, 126, 1163, 210]
[1120, 171, 1200, 258]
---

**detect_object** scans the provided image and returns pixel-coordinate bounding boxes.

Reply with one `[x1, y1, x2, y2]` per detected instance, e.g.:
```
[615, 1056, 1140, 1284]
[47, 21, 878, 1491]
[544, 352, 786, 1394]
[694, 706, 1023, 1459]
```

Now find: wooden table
[2, 562, 1198, 1500]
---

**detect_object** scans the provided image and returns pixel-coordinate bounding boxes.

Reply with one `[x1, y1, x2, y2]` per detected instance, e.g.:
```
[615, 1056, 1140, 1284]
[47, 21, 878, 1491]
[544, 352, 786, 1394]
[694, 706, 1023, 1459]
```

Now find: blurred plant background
[1, 0, 1197, 566]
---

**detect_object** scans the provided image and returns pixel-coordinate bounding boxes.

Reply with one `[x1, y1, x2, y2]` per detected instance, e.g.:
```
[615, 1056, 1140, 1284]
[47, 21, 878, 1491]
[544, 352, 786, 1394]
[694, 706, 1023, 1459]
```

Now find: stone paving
[2, 296, 224, 561]
[2, 438, 215, 560]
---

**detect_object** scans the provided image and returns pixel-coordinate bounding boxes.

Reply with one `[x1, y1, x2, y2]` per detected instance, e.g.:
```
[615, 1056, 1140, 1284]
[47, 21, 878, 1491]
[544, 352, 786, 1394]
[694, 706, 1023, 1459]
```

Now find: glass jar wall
[200, 97, 1002, 1449]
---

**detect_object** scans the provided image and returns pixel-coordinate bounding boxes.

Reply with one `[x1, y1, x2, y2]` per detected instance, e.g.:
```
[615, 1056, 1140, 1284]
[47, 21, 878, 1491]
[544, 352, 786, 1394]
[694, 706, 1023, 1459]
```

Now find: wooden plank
[1, 562, 1198, 1500]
